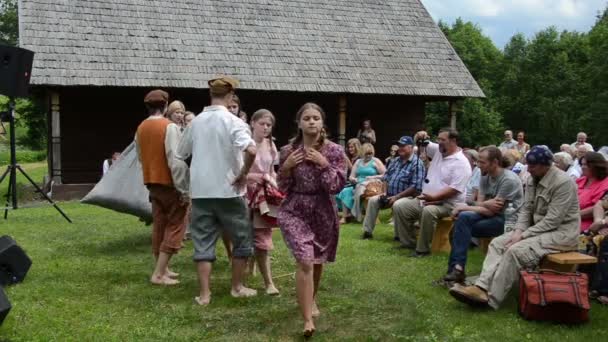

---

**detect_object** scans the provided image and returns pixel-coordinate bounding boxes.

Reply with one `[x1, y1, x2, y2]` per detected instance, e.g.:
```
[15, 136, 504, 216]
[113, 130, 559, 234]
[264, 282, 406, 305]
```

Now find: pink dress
[246, 140, 277, 229]
[577, 176, 608, 231]
[278, 142, 346, 263]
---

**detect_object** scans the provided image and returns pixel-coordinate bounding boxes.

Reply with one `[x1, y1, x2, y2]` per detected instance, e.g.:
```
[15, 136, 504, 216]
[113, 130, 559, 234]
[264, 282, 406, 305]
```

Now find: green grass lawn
[1, 201, 607, 341]
[0, 161, 47, 204]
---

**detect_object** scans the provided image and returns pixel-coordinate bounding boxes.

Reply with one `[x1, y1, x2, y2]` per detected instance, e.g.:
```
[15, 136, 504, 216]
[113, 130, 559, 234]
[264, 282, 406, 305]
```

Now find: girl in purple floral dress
[278, 103, 346, 337]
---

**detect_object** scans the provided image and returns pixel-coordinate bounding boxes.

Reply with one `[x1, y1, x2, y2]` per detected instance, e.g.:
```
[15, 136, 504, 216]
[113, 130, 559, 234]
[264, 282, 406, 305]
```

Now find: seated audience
[569, 144, 594, 180]
[361, 136, 424, 239]
[515, 131, 530, 157]
[577, 152, 608, 232]
[449, 146, 579, 309]
[345, 138, 362, 171]
[337, 143, 386, 223]
[571, 131, 593, 151]
[385, 144, 399, 169]
[463, 149, 481, 205]
[498, 130, 517, 150]
[442, 146, 523, 283]
[553, 152, 573, 172]
[392, 129, 471, 256]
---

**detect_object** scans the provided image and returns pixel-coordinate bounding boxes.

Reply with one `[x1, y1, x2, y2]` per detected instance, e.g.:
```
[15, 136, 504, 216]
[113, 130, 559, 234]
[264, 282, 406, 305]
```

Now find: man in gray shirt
[442, 146, 523, 283]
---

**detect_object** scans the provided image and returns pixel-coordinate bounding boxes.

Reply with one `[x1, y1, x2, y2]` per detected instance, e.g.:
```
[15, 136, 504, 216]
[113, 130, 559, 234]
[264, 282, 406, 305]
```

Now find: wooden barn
[18, 0, 483, 195]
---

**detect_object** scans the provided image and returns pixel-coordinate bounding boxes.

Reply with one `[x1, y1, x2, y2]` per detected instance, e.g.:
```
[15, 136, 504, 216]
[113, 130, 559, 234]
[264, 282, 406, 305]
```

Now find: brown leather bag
[519, 269, 590, 324]
[362, 180, 385, 199]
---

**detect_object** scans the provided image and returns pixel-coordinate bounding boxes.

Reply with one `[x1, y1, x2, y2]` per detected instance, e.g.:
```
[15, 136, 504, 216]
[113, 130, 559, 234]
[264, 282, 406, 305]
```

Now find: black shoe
[409, 251, 431, 258]
[362, 231, 373, 240]
[443, 268, 466, 283]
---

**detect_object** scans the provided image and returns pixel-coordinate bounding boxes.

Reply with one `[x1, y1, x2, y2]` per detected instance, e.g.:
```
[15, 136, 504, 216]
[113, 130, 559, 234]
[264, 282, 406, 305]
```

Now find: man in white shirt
[177, 76, 258, 305]
[393, 128, 472, 257]
[571, 132, 593, 151]
[498, 130, 517, 150]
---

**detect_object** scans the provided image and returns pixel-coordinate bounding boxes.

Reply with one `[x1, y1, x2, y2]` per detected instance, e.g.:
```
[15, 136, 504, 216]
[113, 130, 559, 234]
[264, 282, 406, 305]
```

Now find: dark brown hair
[229, 94, 242, 112]
[581, 152, 608, 180]
[438, 127, 460, 143]
[480, 146, 503, 165]
[290, 102, 327, 149]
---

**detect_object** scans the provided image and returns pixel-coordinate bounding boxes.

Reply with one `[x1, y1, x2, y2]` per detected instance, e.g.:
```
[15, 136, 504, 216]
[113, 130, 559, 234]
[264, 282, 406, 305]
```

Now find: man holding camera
[393, 128, 472, 257]
[361, 136, 425, 239]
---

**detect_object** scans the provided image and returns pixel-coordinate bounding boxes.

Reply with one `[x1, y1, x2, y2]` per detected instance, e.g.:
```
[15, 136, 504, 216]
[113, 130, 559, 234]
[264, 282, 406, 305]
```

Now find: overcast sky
[420, 0, 607, 48]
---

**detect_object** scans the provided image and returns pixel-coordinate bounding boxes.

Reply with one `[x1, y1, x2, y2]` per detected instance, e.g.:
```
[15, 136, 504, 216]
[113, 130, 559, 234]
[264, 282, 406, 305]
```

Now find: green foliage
[0, 0, 17, 46]
[0, 149, 46, 163]
[434, 7, 608, 150]
[0, 96, 48, 151]
[428, 20, 504, 147]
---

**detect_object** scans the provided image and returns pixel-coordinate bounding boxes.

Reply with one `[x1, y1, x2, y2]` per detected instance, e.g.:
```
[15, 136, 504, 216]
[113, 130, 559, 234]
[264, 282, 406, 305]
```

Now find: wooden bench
[540, 252, 597, 272]
[431, 217, 453, 253]
[479, 237, 494, 255]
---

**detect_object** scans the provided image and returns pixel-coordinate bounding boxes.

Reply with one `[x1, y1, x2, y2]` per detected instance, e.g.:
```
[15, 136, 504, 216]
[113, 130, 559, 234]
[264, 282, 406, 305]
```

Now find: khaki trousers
[393, 198, 452, 253]
[475, 232, 559, 309]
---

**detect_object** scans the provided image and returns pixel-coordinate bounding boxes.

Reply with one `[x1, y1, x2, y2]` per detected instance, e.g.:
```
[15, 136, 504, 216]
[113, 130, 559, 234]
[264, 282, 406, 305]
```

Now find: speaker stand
[0, 97, 71, 223]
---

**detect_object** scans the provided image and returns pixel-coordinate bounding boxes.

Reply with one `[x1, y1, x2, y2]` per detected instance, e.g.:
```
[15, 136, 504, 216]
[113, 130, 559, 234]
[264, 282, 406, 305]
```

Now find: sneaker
[362, 231, 373, 240]
[443, 268, 466, 283]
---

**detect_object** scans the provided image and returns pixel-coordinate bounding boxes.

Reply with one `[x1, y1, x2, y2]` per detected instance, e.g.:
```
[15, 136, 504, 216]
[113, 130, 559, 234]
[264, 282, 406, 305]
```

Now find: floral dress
[277, 142, 346, 263]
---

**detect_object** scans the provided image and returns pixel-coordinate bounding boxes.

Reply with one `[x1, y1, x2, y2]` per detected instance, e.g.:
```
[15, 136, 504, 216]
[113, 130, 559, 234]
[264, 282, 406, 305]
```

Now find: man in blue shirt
[361, 136, 425, 239]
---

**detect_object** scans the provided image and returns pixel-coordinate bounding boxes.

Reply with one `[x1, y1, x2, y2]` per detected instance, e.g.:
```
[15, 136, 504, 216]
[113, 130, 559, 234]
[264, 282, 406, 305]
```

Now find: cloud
[421, 0, 607, 47]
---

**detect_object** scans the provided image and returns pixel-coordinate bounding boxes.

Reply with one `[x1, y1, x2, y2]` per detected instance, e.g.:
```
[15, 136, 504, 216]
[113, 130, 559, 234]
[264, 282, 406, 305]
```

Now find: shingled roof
[18, 0, 484, 97]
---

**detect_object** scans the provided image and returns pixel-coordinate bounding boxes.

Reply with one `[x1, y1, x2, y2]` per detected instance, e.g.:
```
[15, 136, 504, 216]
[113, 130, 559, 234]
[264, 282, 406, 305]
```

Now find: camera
[416, 138, 431, 147]
[378, 195, 391, 209]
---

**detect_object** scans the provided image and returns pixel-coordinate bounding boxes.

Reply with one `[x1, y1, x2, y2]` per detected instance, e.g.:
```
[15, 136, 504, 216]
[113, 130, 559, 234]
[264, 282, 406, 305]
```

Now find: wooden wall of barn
[52, 87, 426, 184]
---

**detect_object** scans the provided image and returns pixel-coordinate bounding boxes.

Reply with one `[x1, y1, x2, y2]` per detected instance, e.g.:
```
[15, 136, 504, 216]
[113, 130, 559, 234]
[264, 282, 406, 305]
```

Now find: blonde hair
[251, 109, 275, 139]
[167, 100, 185, 118]
[361, 143, 375, 156]
[347, 138, 362, 158]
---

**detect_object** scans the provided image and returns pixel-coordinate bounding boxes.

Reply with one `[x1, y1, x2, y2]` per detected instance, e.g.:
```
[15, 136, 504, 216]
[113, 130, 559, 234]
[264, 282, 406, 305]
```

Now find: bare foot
[265, 284, 280, 296]
[231, 286, 258, 298]
[312, 301, 321, 318]
[194, 295, 211, 306]
[150, 275, 180, 286]
[165, 269, 179, 278]
[303, 320, 316, 338]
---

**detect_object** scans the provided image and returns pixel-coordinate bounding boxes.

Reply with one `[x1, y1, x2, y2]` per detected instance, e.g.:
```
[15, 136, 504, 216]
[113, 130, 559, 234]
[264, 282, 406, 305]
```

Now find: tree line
[427, 7, 608, 151]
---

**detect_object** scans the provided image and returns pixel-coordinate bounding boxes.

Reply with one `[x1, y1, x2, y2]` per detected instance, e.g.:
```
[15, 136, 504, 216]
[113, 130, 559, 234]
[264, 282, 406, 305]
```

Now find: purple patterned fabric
[278, 141, 346, 263]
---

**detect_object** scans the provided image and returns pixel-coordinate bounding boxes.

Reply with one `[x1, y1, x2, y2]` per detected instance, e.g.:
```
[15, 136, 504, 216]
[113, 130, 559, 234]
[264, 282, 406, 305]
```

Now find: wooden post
[50, 92, 62, 184]
[338, 95, 347, 147]
[449, 100, 456, 129]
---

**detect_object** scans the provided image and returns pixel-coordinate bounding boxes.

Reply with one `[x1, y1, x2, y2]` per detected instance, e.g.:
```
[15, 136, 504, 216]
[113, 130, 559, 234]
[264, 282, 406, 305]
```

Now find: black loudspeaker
[0, 286, 10, 326]
[0, 45, 35, 98]
[0, 236, 32, 286]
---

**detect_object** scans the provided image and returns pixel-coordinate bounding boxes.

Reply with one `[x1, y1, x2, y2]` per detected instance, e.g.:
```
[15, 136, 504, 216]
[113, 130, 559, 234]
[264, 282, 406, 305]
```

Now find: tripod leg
[0, 166, 10, 184]
[4, 166, 13, 219]
[16, 165, 72, 223]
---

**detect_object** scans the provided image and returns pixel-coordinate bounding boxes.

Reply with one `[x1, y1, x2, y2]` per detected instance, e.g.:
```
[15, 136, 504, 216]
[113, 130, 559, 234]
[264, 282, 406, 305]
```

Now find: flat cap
[144, 89, 169, 105]
[208, 76, 240, 96]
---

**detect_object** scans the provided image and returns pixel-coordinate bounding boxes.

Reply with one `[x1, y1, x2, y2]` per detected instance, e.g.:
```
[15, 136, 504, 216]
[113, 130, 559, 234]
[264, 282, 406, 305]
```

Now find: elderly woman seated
[337, 143, 385, 224]
[554, 151, 574, 172]
[578, 152, 608, 232]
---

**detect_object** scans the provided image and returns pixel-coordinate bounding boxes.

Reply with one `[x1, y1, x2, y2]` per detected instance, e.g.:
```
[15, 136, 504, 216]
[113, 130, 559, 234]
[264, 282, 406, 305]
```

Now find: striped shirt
[382, 154, 425, 197]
